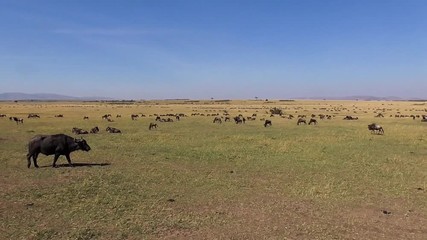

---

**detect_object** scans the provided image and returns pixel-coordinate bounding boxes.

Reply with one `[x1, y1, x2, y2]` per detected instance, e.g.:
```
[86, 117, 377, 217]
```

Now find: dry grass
[0, 100, 426, 239]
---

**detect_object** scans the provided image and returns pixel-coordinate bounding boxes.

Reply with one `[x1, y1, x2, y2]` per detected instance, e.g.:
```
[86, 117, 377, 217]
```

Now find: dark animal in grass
[0, 114, 6, 118]
[131, 114, 139, 120]
[224, 117, 231, 122]
[234, 116, 243, 124]
[83, 116, 89, 120]
[55, 114, 63, 118]
[155, 116, 161, 121]
[72, 127, 88, 135]
[297, 118, 306, 125]
[90, 126, 99, 133]
[368, 123, 384, 135]
[116, 114, 121, 118]
[343, 116, 358, 120]
[264, 120, 272, 127]
[26, 134, 91, 168]
[308, 118, 317, 125]
[149, 123, 158, 130]
[213, 117, 222, 124]
[28, 113, 40, 118]
[12, 117, 24, 124]
[106, 126, 121, 133]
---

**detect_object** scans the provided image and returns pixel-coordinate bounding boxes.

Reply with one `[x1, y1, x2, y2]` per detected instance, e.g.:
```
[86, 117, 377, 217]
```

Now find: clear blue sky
[0, 0, 426, 99]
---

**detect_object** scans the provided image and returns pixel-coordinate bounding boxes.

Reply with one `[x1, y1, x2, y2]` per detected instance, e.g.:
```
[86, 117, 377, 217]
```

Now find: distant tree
[255, 96, 258, 101]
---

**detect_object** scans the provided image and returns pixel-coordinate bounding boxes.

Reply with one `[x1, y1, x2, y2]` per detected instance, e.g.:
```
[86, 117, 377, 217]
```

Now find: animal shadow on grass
[40, 163, 111, 168]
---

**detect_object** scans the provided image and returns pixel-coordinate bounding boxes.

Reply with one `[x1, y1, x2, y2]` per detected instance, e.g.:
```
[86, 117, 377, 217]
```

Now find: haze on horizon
[0, 0, 426, 100]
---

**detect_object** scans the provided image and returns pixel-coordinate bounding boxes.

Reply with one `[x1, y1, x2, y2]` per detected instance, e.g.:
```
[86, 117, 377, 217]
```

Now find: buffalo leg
[33, 153, 40, 168]
[27, 154, 31, 168]
[52, 153, 61, 168]
[65, 154, 74, 167]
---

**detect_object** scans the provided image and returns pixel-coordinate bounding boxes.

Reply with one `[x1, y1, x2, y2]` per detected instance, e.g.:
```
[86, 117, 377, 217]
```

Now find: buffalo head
[76, 138, 91, 151]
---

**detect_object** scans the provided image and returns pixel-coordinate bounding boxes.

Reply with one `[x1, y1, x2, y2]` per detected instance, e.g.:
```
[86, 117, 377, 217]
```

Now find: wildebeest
[343, 116, 358, 120]
[0, 114, 6, 118]
[12, 117, 24, 124]
[116, 114, 121, 118]
[224, 117, 231, 122]
[213, 117, 222, 124]
[83, 116, 89, 120]
[54, 114, 64, 118]
[264, 120, 272, 127]
[368, 123, 384, 135]
[102, 114, 112, 121]
[106, 126, 121, 133]
[28, 113, 40, 118]
[149, 123, 158, 130]
[155, 116, 161, 121]
[90, 126, 99, 133]
[131, 114, 139, 120]
[72, 127, 88, 134]
[308, 118, 317, 125]
[297, 118, 306, 125]
[234, 116, 245, 124]
[26, 134, 91, 168]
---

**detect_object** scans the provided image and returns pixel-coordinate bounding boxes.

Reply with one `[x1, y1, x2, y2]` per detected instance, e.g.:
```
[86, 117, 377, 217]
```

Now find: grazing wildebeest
[149, 123, 158, 130]
[116, 114, 121, 118]
[26, 134, 91, 168]
[12, 117, 24, 124]
[155, 116, 161, 121]
[343, 116, 358, 120]
[83, 116, 89, 120]
[224, 117, 231, 122]
[234, 116, 243, 124]
[102, 114, 112, 121]
[297, 118, 306, 125]
[28, 113, 40, 118]
[72, 127, 88, 134]
[0, 114, 6, 118]
[55, 114, 63, 118]
[213, 117, 222, 124]
[308, 118, 317, 125]
[368, 123, 384, 135]
[375, 113, 384, 118]
[131, 114, 139, 120]
[90, 126, 99, 133]
[264, 120, 272, 127]
[106, 126, 121, 133]
[176, 115, 180, 121]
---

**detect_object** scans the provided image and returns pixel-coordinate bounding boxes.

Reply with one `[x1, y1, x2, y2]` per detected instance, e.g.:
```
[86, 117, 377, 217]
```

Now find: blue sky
[0, 0, 426, 99]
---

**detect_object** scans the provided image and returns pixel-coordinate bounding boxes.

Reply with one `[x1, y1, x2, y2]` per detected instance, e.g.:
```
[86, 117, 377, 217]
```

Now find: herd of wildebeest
[1, 105, 427, 169]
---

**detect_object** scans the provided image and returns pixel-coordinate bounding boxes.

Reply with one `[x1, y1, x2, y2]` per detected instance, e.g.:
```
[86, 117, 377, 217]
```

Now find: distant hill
[0, 92, 113, 101]
[294, 95, 423, 101]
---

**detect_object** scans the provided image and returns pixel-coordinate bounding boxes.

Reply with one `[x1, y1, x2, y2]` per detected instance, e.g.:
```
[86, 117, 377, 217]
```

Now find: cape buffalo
[27, 134, 91, 168]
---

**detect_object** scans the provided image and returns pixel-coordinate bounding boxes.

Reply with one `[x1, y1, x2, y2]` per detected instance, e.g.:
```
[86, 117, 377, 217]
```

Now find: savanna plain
[0, 100, 426, 240]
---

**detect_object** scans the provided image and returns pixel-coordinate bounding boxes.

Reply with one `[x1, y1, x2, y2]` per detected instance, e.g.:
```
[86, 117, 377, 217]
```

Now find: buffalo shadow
[39, 162, 111, 168]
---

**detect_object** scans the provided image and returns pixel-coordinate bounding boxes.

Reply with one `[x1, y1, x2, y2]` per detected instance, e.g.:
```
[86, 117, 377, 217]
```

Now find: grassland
[0, 100, 426, 239]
